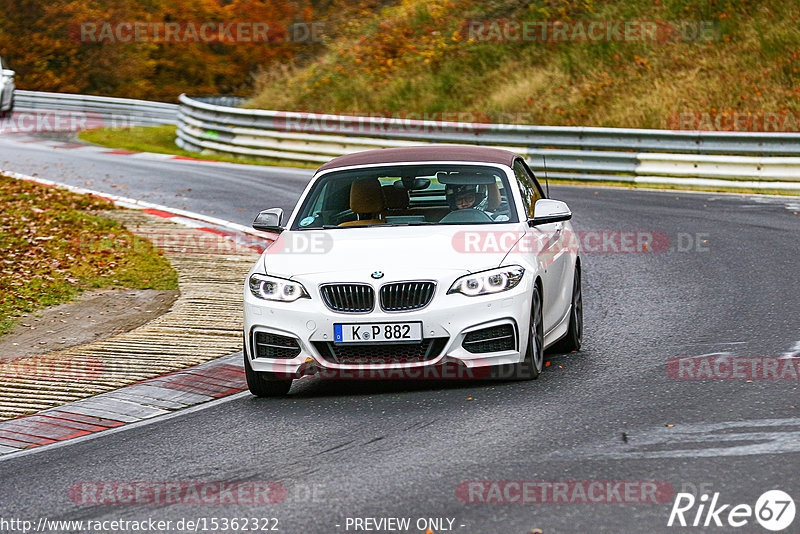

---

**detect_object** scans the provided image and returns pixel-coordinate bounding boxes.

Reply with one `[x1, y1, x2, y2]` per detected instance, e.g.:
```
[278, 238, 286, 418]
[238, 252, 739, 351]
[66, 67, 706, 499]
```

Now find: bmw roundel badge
[371, 271, 384, 279]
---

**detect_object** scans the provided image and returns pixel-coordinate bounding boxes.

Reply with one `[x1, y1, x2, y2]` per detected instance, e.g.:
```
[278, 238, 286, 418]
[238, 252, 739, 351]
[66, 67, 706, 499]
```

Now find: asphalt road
[1, 134, 799, 533]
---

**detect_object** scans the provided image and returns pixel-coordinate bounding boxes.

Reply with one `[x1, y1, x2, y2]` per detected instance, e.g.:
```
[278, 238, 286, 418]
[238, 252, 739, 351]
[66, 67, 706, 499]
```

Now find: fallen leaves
[0, 174, 176, 335]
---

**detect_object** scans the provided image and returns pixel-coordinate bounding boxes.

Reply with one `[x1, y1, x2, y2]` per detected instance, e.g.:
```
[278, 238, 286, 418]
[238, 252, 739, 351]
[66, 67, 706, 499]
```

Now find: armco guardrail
[11, 90, 797, 188]
[176, 94, 800, 188]
[14, 90, 178, 127]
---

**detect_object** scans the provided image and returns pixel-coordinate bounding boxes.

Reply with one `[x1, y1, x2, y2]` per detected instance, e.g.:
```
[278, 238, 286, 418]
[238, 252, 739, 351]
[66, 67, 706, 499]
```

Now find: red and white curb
[0, 353, 246, 457]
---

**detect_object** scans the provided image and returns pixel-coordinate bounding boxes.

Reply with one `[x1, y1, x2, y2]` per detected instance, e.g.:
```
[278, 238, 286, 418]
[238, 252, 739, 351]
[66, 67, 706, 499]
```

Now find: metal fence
[14, 90, 178, 127]
[175, 94, 800, 188]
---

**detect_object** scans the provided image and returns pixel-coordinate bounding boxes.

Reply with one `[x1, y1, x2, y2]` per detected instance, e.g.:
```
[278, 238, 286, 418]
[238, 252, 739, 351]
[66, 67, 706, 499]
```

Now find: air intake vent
[254, 332, 301, 359]
[380, 281, 435, 311]
[320, 284, 375, 313]
[462, 324, 516, 354]
[312, 338, 447, 365]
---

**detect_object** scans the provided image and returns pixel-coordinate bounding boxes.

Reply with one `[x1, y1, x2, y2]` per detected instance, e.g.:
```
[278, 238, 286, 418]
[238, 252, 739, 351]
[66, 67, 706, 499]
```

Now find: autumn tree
[0, 0, 304, 100]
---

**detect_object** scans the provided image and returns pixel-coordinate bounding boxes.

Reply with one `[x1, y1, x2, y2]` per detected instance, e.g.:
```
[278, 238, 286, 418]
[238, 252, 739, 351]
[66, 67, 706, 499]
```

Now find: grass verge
[0, 174, 178, 336]
[79, 126, 315, 168]
[249, 0, 800, 130]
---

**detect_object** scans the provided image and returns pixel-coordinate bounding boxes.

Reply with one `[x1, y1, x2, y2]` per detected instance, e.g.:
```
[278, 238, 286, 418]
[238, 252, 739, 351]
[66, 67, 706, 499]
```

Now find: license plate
[334, 322, 422, 344]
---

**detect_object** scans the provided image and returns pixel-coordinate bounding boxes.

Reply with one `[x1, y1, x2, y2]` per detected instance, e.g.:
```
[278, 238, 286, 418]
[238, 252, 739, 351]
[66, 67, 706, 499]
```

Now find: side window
[520, 160, 545, 201]
[513, 159, 540, 218]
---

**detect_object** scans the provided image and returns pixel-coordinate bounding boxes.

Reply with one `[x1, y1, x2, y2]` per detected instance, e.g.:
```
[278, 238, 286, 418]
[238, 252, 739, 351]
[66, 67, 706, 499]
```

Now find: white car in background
[243, 146, 583, 396]
[0, 57, 15, 119]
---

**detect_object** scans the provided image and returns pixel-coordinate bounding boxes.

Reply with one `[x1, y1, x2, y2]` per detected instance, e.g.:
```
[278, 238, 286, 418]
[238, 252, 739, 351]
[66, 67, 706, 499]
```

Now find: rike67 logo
[668, 490, 796, 531]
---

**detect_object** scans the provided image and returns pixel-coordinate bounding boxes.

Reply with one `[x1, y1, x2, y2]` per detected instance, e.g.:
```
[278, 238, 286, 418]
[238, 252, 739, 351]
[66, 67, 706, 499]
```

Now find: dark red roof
[316, 145, 519, 172]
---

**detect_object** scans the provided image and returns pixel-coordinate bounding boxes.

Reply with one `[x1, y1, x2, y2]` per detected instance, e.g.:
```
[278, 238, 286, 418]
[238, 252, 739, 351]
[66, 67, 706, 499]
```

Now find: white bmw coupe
[243, 146, 582, 396]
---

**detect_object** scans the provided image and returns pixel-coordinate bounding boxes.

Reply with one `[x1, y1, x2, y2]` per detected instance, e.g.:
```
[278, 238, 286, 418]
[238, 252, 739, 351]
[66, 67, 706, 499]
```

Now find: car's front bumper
[244, 280, 533, 379]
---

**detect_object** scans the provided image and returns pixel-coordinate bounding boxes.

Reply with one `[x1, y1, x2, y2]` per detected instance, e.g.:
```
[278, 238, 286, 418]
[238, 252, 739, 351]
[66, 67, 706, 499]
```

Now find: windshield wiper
[297, 225, 340, 230]
[363, 222, 433, 227]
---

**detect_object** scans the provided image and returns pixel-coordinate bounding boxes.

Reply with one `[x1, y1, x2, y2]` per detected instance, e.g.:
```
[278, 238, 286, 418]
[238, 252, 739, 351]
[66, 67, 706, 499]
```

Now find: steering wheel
[439, 208, 494, 224]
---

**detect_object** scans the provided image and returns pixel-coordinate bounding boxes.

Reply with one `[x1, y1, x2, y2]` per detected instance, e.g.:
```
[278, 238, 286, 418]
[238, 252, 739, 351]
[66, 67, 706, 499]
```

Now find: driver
[446, 184, 485, 210]
[453, 188, 477, 209]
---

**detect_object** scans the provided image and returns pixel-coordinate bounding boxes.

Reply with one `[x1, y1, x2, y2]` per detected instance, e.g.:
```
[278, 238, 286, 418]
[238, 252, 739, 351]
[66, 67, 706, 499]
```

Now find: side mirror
[1, 69, 15, 77]
[253, 208, 284, 233]
[528, 199, 572, 226]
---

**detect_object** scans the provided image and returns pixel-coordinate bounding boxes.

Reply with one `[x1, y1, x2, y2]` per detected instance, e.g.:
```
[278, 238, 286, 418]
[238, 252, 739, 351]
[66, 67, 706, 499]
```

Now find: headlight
[249, 274, 310, 302]
[448, 266, 524, 297]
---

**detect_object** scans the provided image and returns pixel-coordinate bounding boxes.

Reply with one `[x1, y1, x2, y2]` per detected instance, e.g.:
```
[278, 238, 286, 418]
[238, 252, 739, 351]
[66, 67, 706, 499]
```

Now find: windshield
[291, 164, 518, 229]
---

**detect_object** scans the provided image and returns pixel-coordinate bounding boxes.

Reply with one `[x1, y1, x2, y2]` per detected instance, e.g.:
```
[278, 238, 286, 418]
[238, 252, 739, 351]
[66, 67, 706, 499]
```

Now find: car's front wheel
[514, 284, 544, 380]
[244, 352, 293, 397]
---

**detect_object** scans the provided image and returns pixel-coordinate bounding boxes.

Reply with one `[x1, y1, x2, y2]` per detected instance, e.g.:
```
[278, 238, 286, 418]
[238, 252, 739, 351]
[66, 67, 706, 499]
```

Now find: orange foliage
[0, 0, 306, 101]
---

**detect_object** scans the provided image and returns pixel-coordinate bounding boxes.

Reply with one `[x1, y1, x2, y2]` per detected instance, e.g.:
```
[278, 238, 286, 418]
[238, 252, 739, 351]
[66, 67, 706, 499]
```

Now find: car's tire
[551, 265, 583, 354]
[243, 351, 293, 397]
[513, 284, 544, 380]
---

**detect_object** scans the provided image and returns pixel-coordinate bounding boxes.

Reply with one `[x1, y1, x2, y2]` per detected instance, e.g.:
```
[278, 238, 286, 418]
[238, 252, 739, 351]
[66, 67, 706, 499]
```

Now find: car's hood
[261, 226, 519, 282]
